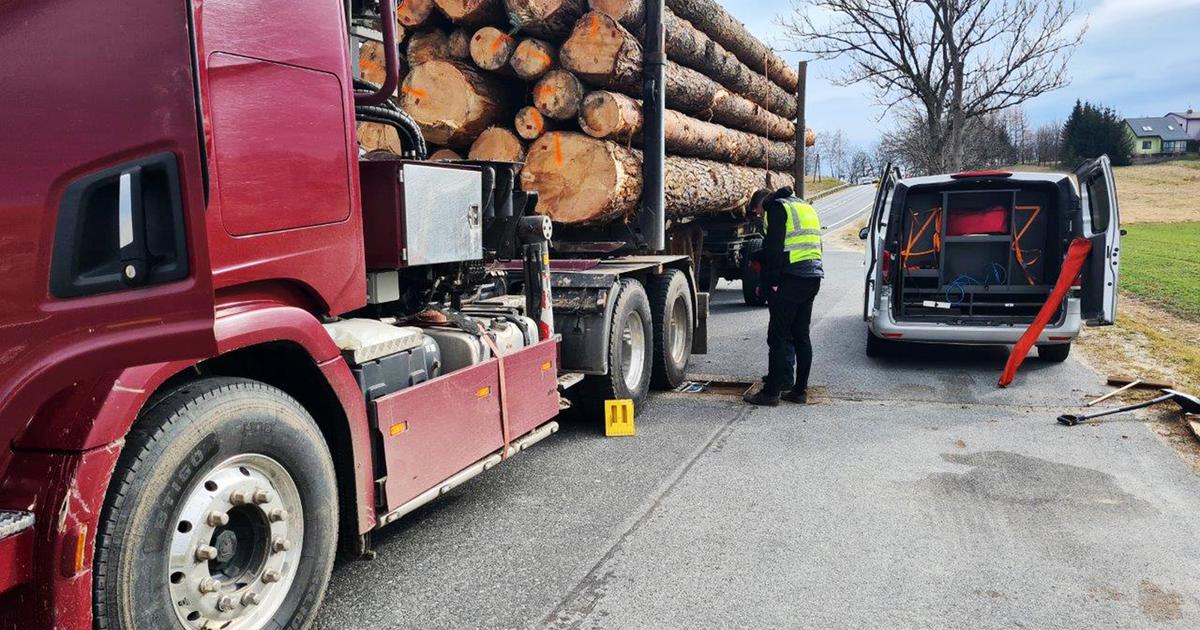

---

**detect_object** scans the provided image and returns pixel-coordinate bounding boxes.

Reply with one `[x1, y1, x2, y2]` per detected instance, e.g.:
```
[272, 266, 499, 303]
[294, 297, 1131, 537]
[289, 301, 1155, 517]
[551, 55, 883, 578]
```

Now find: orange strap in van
[1012, 205, 1042, 285]
[901, 207, 942, 268]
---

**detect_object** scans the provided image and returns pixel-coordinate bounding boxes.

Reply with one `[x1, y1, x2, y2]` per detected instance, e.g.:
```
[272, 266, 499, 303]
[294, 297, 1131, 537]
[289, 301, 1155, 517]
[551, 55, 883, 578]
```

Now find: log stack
[357, 0, 814, 225]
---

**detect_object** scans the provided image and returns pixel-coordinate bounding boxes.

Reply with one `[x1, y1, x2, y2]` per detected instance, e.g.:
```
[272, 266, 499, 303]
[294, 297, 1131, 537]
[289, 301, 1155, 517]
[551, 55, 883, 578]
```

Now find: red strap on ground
[998, 237, 1093, 388]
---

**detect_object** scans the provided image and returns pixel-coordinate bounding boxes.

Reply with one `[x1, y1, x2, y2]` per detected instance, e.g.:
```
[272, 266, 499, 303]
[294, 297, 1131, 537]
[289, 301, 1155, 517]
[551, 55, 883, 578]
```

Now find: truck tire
[94, 377, 338, 630]
[741, 237, 767, 306]
[581, 279, 653, 410]
[648, 269, 694, 390]
[1038, 343, 1071, 363]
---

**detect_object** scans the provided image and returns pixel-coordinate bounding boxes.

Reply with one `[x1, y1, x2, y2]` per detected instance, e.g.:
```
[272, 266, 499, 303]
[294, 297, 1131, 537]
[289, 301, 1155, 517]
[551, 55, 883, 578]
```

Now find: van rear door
[863, 164, 900, 320]
[1073, 155, 1121, 325]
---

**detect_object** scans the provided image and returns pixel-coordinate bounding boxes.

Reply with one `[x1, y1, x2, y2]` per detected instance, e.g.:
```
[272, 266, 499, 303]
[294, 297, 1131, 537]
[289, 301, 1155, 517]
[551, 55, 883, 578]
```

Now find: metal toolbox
[358, 159, 483, 269]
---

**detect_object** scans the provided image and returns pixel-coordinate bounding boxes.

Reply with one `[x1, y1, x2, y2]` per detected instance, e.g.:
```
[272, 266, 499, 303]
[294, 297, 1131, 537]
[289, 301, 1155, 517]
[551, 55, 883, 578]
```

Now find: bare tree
[816, 129, 849, 179]
[778, 0, 1085, 171]
[1033, 120, 1062, 165]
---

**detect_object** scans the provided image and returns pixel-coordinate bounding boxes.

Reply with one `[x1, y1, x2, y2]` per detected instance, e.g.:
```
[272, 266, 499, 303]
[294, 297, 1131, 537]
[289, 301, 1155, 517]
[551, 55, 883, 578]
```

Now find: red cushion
[947, 205, 1008, 235]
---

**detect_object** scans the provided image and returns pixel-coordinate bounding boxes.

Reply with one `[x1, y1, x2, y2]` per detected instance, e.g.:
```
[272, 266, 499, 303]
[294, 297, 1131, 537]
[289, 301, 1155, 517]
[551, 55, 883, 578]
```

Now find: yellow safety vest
[764, 197, 822, 264]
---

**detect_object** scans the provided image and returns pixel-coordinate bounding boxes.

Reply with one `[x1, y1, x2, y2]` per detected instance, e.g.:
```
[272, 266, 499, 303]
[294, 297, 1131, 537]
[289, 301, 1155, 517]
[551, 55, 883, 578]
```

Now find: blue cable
[944, 263, 1008, 305]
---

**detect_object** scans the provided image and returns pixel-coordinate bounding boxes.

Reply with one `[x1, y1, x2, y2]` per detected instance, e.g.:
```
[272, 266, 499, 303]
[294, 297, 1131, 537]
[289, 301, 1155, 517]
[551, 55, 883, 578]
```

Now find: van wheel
[741, 237, 767, 306]
[582, 279, 653, 411]
[865, 331, 894, 358]
[94, 377, 337, 630]
[648, 269, 694, 390]
[1038, 343, 1071, 363]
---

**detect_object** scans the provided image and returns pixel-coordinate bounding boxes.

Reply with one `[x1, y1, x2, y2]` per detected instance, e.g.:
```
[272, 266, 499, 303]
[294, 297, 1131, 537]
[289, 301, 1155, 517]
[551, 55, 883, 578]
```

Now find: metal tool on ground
[1107, 375, 1174, 389]
[1058, 389, 1200, 426]
[1086, 380, 1142, 407]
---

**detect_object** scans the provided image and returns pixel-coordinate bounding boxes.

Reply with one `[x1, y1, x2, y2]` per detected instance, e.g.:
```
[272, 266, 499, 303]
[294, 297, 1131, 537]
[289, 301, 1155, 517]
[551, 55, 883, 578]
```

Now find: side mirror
[858, 226, 870, 240]
[1120, 229, 1128, 236]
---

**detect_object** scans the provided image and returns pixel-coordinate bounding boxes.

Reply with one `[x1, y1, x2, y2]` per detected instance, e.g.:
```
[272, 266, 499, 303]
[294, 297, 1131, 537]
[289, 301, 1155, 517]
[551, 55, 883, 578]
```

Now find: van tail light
[881, 249, 893, 283]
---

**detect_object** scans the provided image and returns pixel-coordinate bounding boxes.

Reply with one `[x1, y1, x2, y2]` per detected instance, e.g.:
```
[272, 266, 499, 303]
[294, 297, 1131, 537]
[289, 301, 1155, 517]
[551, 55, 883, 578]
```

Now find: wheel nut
[271, 537, 292, 553]
[262, 569, 282, 584]
[217, 595, 236, 612]
[252, 488, 273, 504]
[268, 508, 288, 523]
[229, 490, 249, 505]
[195, 544, 218, 561]
[198, 577, 220, 593]
[207, 511, 230, 527]
[241, 591, 261, 606]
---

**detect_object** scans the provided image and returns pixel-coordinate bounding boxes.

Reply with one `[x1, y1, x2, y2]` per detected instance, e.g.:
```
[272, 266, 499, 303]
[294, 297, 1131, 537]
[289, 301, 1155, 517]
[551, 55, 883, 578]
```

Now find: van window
[1085, 172, 1110, 234]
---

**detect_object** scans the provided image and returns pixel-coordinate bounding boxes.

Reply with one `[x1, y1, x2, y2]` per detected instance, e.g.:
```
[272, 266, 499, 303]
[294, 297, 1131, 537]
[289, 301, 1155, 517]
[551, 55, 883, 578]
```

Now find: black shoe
[781, 389, 808, 404]
[743, 389, 780, 406]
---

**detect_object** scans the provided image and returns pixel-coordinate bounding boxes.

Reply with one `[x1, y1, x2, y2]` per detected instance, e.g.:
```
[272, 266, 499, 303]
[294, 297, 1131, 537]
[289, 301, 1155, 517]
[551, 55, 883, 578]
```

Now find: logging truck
[0, 0, 797, 625]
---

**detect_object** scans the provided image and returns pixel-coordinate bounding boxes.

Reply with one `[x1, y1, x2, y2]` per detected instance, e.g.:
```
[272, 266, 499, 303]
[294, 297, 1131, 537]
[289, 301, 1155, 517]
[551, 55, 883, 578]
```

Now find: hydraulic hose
[353, 79, 428, 159]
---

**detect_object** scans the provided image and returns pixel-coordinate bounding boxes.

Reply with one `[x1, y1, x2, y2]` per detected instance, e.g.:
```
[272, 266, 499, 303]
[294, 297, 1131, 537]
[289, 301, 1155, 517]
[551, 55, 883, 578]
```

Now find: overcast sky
[719, 0, 1200, 149]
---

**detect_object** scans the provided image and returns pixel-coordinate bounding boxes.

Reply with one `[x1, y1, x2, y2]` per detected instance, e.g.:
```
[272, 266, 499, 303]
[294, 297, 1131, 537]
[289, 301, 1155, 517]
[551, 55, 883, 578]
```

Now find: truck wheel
[94, 377, 338, 630]
[648, 269, 694, 390]
[582, 279, 653, 409]
[1038, 343, 1071, 362]
[741, 237, 767, 306]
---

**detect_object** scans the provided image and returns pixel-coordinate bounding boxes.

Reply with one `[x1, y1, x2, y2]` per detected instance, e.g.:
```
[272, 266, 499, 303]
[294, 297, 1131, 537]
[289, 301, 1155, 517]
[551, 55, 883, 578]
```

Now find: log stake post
[794, 60, 807, 199]
[638, 0, 666, 252]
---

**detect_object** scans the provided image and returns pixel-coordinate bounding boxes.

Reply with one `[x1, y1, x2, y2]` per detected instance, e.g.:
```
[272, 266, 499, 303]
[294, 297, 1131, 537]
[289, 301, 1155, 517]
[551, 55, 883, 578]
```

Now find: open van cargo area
[890, 178, 1074, 325]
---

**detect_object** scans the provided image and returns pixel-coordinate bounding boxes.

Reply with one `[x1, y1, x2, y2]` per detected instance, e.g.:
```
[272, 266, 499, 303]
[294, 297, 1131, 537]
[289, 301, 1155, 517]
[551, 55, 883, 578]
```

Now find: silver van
[860, 157, 1122, 361]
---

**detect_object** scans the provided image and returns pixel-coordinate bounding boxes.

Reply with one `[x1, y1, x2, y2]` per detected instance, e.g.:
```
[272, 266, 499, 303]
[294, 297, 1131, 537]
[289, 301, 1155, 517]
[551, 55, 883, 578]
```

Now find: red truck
[0, 1, 712, 627]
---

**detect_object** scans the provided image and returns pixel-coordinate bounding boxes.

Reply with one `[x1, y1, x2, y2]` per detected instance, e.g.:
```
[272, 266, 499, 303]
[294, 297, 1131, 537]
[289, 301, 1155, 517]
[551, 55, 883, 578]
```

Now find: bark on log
[533, 69, 585, 120]
[510, 38, 558, 81]
[400, 60, 514, 147]
[514, 105, 560, 140]
[578, 90, 795, 170]
[521, 132, 792, 224]
[505, 0, 586, 39]
[429, 148, 464, 160]
[470, 26, 517, 71]
[468, 127, 527, 161]
[407, 29, 451, 66]
[447, 27, 472, 59]
[434, 0, 505, 25]
[561, 12, 794, 139]
[397, 0, 437, 27]
[665, 0, 798, 93]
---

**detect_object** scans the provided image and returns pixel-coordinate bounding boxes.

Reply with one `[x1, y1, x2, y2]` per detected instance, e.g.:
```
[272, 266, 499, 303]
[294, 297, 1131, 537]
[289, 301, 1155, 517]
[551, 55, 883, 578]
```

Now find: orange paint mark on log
[401, 85, 428, 99]
[490, 33, 512, 53]
[529, 49, 553, 66]
[590, 13, 600, 36]
[535, 85, 556, 99]
[554, 133, 563, 164]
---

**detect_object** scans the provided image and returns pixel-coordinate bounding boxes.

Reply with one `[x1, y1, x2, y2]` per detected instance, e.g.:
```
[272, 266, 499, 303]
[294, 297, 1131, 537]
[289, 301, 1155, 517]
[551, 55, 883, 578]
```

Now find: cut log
[505, 0, 586, 39]
[429, 148, 464, 160]
[470, 26, 517, 71]
[359, 40, 409, 87]
[587, 0, 641, 25]
[578, 90, 795, 170]
[514, 105, 560, 140]
[665, 0, 798, 93]
[521, 132, 792, 224]
[533, 69, 585, 120]
[510, 38, 558, 81]
[468, 127, 527, 162]
[561, 12, 794, 139]
[447, 27, 472, 59]
[434, 0, 505, 25]
[400, 60, 514, 147]
[397, 0, 437, 27]
[358, 122, 404, 154]
[407, 29, 450, 66]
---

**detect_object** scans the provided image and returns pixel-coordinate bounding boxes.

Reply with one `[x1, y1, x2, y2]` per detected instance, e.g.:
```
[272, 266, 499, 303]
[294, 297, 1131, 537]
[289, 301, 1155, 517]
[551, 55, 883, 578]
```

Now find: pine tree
[1060, 100, 1133, 168]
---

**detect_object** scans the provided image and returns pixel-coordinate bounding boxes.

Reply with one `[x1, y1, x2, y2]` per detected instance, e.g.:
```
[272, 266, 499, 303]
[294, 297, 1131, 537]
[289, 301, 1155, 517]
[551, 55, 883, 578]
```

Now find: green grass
[1120, 221, 1200, 319]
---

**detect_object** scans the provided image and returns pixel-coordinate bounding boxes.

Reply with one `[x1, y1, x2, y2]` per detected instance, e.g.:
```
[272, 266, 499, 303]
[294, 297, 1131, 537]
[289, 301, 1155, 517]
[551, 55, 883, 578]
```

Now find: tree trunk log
[397, 0, 437, 27]
[510, 38, 558, 81]
[447, 27, 472, 59]
[469, 26, 517, 71]
[521, 132, 792, 224]
[578, 90, 795, 170]
[400, 60, 514, 147]
[434, 0, 505, 25]
[533, 69, 585, 120]
[665, 0, 798, 93]
[468, 127, 527, 161]
[359, 40, 409, 88]
[561, 12, 794, 139]
[407, 29, 451, 66]
[358, 123, 404, 154]
[429, 148, 464, 160]
[514, 105, 561, 140]
[587, 0, 641, 25]
[505, 0, 586, 39]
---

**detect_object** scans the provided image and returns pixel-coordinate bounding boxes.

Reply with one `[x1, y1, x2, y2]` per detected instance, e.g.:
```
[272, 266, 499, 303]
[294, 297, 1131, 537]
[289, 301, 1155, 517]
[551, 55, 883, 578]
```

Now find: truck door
[1073, 155, 1121, 325]
[863, 164, 900, 320]
[0, 0, 217, 421]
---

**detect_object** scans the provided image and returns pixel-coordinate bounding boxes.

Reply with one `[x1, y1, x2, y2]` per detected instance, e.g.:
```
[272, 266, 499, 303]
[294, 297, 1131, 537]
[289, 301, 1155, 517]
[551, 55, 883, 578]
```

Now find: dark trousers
[765, 275, 821, 396]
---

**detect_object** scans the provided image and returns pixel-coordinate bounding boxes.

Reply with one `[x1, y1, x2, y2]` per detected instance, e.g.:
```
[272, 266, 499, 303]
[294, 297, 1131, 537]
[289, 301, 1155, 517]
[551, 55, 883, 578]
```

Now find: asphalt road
[812, 184, 877, 232]
[314, 195, 1200, 628]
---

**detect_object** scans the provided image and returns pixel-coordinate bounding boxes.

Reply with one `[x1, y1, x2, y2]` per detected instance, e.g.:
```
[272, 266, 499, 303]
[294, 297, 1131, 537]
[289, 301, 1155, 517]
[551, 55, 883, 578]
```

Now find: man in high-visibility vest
[744, 186, 823, 406]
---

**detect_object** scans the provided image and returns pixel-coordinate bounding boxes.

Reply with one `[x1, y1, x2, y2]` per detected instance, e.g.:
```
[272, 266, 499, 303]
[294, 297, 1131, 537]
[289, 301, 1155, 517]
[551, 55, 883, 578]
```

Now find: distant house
[1165, 109, 1200, 151]
[1125, 116, 1192, 157]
